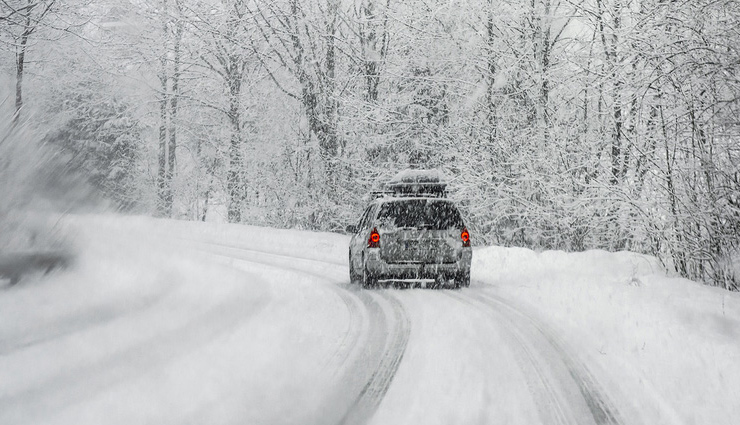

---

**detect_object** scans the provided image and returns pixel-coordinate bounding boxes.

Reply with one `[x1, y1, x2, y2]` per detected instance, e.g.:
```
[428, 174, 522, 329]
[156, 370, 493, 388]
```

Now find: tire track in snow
[334, 291, 410, 425]
[192, 241, 411, 425]
[476, 291, 622, 424]
[195, 243, 366, 378]
[0, 290, 268, 424]
[445, 289, 623, 425]
[320, 288, 361, 374]
[0, 288, 173, 356]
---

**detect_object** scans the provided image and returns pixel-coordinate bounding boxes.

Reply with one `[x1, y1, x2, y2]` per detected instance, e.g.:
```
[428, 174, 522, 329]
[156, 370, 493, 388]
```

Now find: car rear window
[376, 200, 465, 230]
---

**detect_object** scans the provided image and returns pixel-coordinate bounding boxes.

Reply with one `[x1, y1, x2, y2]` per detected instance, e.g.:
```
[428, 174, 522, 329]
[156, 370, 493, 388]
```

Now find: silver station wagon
[347, 169, 472, 289]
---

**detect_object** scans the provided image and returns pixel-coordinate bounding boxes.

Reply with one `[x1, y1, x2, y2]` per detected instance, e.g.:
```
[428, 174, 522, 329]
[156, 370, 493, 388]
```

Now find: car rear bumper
[364, 248, 471, 280]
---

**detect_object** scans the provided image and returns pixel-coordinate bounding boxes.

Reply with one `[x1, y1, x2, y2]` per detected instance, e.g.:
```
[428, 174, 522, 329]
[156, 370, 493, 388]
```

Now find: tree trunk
[157, 2, 171, 217]
[359, 0, 390, 103]
[226, 78, 243, 223]
[486, 2, 497, 146]
[321, 0, 339, 188]
[157, 71, 170, 216]
[167, 16, 183, 215]
[13, 13, 32, 126]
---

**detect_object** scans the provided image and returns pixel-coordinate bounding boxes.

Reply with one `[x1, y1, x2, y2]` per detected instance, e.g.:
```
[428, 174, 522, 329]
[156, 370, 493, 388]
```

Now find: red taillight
[368, 228, 380, 248]
[461, 228, 470, 247]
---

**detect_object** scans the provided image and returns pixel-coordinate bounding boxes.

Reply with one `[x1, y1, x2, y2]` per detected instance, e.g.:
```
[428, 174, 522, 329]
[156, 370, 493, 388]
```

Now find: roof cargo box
[385, 169, 448, 198]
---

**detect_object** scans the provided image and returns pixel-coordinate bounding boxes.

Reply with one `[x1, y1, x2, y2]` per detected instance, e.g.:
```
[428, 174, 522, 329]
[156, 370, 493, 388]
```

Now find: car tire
[454, 271, 470, 289]
[349, 252, 360, 284]
[362, 257, 378, 289]
[432, 275, 445, 289]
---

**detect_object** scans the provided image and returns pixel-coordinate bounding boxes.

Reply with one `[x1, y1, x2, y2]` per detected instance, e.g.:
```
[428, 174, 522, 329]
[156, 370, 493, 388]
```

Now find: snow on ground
[473, 247, 740, 425]
[0, 215, 352, 425]
[1, 214, 739, 424]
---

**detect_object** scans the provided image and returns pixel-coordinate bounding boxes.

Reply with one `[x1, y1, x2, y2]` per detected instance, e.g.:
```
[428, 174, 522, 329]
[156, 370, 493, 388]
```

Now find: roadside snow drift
[473, 246, 740, 425]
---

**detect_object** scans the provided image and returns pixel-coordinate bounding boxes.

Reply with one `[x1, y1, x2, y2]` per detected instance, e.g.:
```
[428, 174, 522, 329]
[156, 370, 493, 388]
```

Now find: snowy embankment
[1, 214, 738, 424]
[474, 246, 740, 425]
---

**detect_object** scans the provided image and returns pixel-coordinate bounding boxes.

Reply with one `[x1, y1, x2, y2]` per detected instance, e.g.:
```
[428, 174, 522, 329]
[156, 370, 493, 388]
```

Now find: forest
[1, 0, 739, 290]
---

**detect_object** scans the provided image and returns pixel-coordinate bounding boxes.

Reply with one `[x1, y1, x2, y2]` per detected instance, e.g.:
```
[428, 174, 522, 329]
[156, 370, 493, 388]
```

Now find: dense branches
[5, 0, 740, 290]
[0, 0, 58, 123]
[249, 0, 343, 187]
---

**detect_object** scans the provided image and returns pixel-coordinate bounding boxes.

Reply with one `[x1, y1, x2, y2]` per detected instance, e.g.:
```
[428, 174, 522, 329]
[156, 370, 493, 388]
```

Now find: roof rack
[369, 189, 395, 199]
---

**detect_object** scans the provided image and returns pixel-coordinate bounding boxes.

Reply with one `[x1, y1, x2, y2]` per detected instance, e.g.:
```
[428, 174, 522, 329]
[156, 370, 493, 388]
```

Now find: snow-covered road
[1, 215, 739, 424]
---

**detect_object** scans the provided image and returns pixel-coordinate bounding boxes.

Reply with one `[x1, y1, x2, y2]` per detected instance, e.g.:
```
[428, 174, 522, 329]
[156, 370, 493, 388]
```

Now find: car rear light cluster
[461, 228, 470, 247]
[368, 227, 380, 248]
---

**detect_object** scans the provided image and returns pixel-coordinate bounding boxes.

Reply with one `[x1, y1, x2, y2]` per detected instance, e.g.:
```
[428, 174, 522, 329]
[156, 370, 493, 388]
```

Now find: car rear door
[376, 199, 464, 264]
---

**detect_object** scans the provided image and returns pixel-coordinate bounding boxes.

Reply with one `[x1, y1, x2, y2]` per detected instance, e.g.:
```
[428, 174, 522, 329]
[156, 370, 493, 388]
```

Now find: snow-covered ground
[1, 215, 738, 425]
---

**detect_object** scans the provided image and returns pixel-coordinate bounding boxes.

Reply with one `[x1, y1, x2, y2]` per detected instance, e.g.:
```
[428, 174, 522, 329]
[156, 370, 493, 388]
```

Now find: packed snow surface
[1, 215, 739, 425]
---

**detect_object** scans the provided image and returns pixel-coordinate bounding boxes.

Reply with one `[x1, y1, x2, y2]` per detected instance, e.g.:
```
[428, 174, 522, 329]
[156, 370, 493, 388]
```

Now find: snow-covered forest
[1, 0, 739, 290]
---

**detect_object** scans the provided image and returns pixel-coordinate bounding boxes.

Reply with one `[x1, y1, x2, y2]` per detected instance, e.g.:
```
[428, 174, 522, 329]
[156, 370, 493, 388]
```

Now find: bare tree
[154, 0, 184, 217]
[355, 0, 391, 103]
[185, 0, 257, 222]
[249, 0, 343, 188]
[0, 0, 58, 125]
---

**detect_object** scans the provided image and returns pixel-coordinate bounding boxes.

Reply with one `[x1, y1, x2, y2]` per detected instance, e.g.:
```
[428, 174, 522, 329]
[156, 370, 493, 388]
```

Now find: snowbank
[473, 245, 740, 425]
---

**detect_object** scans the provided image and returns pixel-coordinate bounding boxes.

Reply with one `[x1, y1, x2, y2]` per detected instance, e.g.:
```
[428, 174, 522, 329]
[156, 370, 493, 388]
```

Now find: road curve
[443, 288, 625, 425]
[194, 241, 411, 425]
[2, 229, 645, 425]
[198, 241, 640, 425]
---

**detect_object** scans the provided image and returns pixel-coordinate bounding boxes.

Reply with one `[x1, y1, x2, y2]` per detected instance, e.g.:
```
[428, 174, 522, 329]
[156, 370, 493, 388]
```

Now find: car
[347, 169, 472, 289]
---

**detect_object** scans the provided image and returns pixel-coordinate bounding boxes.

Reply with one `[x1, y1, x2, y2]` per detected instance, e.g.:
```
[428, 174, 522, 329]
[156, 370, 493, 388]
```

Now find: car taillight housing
[461, 228, 471, 247]
[368, 227, 380, 248]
